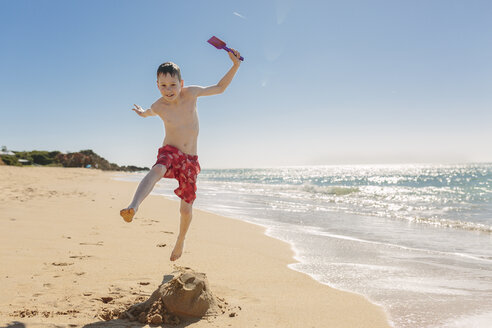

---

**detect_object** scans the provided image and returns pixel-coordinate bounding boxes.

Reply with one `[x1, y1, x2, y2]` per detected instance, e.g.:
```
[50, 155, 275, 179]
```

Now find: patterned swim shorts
[152, 145, 201, 204]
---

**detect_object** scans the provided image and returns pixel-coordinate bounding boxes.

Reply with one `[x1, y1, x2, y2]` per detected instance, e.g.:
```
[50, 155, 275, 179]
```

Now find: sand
[0, 166, 391, 327]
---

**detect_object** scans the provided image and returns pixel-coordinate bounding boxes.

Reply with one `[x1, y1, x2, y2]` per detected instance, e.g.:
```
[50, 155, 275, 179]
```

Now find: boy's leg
[120, 164, 167, 222]
[170, 199, 193, 261]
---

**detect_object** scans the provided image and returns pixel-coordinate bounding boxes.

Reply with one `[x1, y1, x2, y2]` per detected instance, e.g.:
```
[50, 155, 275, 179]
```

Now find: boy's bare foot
[120, 208, 135, 223]
[170, 239, 184, 261]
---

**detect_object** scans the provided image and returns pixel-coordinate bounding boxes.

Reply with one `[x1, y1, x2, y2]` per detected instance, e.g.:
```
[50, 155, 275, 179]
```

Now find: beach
[115, 164, 492, 327]
[0, 166, 390, 327]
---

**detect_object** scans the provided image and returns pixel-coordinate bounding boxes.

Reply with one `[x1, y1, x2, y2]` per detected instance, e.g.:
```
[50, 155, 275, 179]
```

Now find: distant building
[0, 146, 15, 156]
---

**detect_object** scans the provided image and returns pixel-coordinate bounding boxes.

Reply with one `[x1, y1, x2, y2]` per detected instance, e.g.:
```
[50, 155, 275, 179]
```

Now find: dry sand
[0, 166, 391, 327]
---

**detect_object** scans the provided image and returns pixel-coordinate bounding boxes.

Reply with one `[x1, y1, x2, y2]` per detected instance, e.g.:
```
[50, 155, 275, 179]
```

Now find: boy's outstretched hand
[228, 48, 241, 66]
[132, 104, 146, 117]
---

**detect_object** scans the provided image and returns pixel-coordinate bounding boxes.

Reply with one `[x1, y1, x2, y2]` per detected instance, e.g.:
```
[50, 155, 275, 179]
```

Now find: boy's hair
[157, 62, 181, 81]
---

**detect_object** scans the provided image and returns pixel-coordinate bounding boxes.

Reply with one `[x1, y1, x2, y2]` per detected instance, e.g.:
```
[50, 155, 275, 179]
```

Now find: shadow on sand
[82, 317, 201, 328]
[1, 322, 26, 328]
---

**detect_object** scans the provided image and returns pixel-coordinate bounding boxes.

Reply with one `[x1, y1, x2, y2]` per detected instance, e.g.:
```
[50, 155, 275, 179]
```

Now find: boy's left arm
[189, 49, 241, 97]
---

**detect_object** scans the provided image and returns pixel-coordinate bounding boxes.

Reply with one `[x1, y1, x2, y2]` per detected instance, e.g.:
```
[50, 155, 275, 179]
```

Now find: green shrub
[1, 155, 21, 166]
[14, 151, 33, 163]
[30, 151, 54, 165]
[48, 151, 61, 158]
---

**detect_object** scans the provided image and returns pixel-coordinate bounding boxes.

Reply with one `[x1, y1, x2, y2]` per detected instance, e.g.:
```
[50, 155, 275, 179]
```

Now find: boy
[120, 48, 241, 261]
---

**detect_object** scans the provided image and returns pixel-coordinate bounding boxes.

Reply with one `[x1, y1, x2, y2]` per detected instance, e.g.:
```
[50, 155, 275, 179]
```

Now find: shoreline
[146, 189, 399, 326]
[0, 166, 390, 327]
[142, 187, 392, 316]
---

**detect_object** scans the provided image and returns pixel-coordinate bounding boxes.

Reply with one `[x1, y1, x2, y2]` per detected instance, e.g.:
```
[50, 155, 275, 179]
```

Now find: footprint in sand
[79, 241, 104, 246]
[69, 255, 93, 259]
[100, 296, 114, 303]
[140, 218, 161, 226]
[51, 262, 74, 266]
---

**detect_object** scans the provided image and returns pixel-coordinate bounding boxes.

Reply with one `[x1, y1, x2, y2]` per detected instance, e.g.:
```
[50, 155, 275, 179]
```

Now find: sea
[113, 163, 492, 328]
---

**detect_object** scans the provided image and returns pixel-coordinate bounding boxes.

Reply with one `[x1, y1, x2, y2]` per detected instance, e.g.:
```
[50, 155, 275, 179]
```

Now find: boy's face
[157, 73, 183, 103]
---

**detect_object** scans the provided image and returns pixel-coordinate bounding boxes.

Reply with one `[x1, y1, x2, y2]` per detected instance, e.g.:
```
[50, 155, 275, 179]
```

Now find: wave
[300, 184, 360, 196]
[116, 168, 492, 234]
[410, 216, 492, 234]
[300, 226, 492, 263]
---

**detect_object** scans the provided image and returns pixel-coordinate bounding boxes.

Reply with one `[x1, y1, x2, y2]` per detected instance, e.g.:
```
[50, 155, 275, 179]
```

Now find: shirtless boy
[120, 48, 241, 261]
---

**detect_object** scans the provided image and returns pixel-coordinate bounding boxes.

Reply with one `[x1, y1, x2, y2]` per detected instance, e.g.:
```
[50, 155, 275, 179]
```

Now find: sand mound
[162, 269, 217, 317]
[117, 267, 226, 325]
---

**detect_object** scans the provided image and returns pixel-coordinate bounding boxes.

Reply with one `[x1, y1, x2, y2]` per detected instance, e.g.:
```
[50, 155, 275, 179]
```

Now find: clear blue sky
[1, 0, 491, 168]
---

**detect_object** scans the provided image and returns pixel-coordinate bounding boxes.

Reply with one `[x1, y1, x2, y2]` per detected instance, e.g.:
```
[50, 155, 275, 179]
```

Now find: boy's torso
[152, 88, 199, 156]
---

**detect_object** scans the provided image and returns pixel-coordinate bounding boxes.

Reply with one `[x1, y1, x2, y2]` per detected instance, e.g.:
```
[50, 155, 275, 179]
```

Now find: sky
[1, 0, 491, 168]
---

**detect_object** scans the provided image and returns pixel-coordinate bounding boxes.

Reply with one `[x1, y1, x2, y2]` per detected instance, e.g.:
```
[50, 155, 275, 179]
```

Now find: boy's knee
[152, 164, 167, 177]
[180, 206, 192, 217]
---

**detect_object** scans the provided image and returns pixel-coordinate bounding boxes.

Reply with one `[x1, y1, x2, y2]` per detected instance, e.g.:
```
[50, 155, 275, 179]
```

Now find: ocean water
[114, 163, 492, 328]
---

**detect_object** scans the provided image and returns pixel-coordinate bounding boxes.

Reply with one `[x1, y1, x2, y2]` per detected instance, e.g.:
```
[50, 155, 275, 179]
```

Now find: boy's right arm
[132, 104, 156, 117]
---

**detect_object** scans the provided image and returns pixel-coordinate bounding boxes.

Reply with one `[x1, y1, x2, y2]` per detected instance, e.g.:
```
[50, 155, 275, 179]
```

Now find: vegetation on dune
[0, 155, 21, 166]
[0, 149, 148, 172]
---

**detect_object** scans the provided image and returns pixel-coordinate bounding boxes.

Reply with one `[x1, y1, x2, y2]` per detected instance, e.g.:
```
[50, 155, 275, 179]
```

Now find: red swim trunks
[152, 145, 201, 204]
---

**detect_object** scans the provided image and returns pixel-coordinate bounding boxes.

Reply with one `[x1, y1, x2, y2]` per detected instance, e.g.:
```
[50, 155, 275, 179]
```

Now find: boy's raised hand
[132, 104, 146, 117]
[228, 48, 241, 66]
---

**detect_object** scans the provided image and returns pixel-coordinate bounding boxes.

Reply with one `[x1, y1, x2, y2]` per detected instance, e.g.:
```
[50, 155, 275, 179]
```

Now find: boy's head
[157, 62, 181, 81]
[157, 62, 184, 103]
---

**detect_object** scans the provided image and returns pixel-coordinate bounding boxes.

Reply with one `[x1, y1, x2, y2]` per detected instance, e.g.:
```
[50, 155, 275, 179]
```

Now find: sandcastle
[118, 267, 225, 325]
